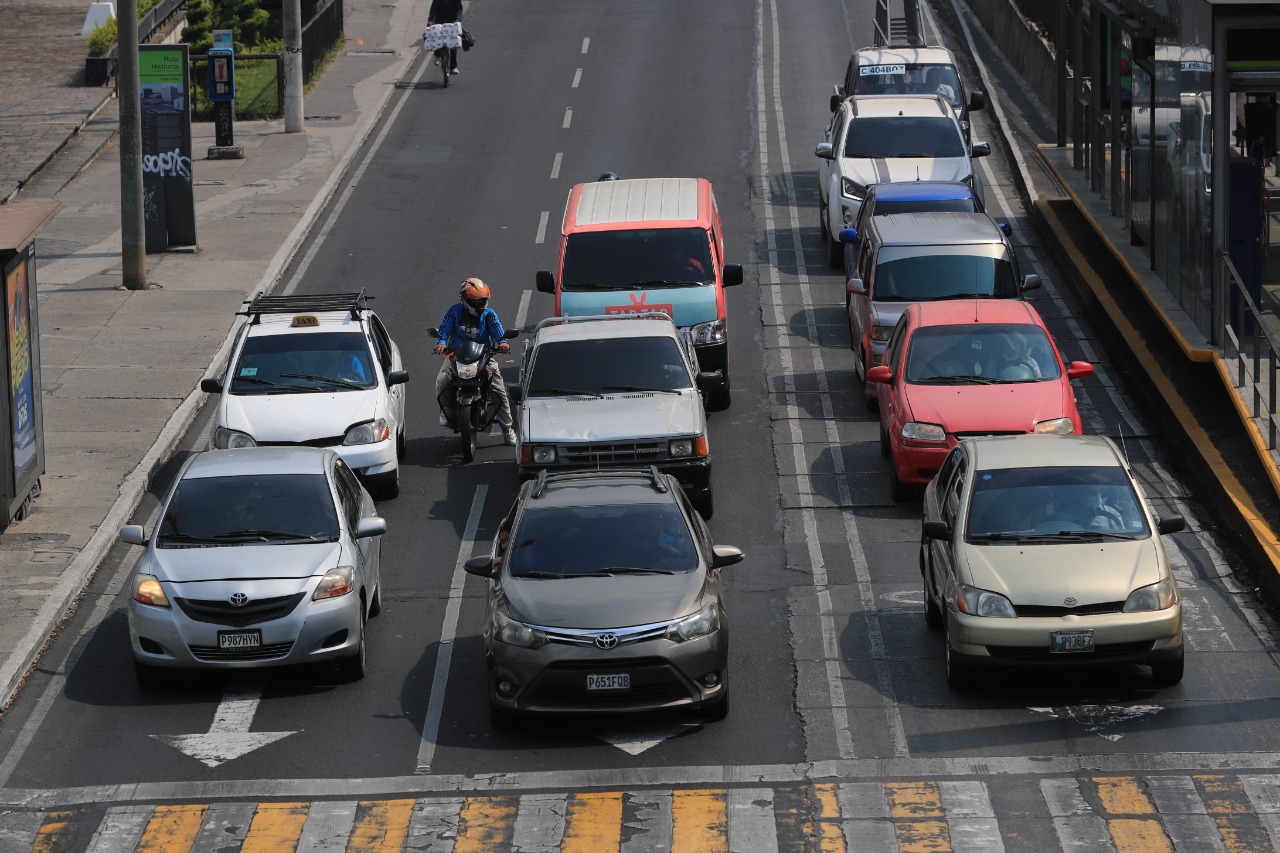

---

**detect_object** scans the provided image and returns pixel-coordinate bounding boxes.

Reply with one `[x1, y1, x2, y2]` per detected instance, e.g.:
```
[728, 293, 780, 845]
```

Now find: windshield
[966, 466, 1150, 540]
[853, 63, 963, 109]
[562, 227, 715, 290]
[905, 323, 1061, 382]
[508, 503, 698, 577]
[231, 331, 376, 393]
[873, 250, 1018, 301]
[158, 474, 339, 545]
[528, 337, 691, 396]
[872, 198, 977, 216]
[844, 116, 966, 159]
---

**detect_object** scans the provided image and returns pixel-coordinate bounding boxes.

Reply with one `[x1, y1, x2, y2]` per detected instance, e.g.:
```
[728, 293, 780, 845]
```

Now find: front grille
[256, 436, 345, 448]
[1013, 601, 1126, 618]
[523, 658, 695, 708]
[987, 641, 1154, 661]
[174, 592, 307, 627]
[189, 641, 294, 661]
[559, 441, 667, 466]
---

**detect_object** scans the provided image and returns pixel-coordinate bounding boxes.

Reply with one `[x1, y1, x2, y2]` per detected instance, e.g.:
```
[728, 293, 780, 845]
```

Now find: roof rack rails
[648, 465, 668, 493]
[532, 469, 550, 499]
[239, 290, 370, 323]
[530, 312, 675, 332]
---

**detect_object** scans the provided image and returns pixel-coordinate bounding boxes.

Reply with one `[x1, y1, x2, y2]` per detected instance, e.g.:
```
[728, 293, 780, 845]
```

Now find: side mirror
[696, 370, 725, 392]
[535, 271, 556, 294]
[970, 141, 992, 158]
[200, 377, 222, 394]
[386, 369, 409, 386]
[998, 222, 1012, 236]
[1067, 361, 1095, 380]
[969, 91, 986, 111]
[1157, 515, 1186, 535]
[119, 524, 147, 546]
[846, 278, 866, 296]
[1020, 273, 1042, 293]
[922, 520, 952, 541]
[355, 516, 388, 539]
[464, 555, 497, 578]
[830, 93, 842, 113]
[722, 264, 743, 286]
[507, 384, 523, 405]
[427, 327, 441, 339]
[866, 365, 892, 384]
[711, 545, 744, 568]
[503, 328, 520, 340]
[838, 227, 858, 244]
[815, 142, 835, 160]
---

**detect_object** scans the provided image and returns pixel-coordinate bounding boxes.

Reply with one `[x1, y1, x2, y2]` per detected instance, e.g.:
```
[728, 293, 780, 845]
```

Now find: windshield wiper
[578, 567, 677, 576]
[528, 386, 605, 399]
[210, 529, 325, 542]
[915, 375, 1002, 384]
[966, 532, 1028, 542]
[157, 531, 220, 544]
[630, 279, 703, 288]
[844, 151, 880, 157]
[233, 375, 299, 390]
[278, 372, 364, 390]
[1013, 531, 1101, 542]
[601, 384, 680, 395]
[515, 571, 574, 579]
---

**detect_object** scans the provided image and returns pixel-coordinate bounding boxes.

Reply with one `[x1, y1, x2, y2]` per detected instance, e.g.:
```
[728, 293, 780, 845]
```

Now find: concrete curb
[1, 92, 116, 206]
[0, 49, 425, 712]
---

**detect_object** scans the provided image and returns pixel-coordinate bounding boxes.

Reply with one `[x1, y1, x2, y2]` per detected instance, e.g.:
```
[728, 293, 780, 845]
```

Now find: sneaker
[503, 428, 518, 446]
[451, 68, 460, 75]
[439, 412, 449, 427]
[432, 56, 440, 66]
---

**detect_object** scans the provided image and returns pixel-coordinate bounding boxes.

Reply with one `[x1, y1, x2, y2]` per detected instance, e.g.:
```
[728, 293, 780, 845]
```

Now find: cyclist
[427, 0, 463, 74]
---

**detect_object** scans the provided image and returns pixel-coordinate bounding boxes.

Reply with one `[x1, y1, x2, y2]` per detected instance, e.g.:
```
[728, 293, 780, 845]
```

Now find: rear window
[873, 247, 1018, 301]
[508, 503, 698, 576]
[562, 228, 714, 290]
[158, 474, 339, 545]
[844, 116, 965, 159]
[853, 63, 962, 109]
[232, 332, 376, 393]
[872, 198, 977, 216]
[528, 336, 692, 396]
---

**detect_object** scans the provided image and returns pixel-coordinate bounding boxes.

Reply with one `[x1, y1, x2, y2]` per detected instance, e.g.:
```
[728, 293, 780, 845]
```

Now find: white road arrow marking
[154, 683, 295, 767]
[596, 723, 701, 755]
[1029, 704, 1163, 741]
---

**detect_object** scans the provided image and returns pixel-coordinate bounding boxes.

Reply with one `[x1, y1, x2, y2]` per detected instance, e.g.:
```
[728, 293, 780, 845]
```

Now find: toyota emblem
[594, 633, 619, 650]
[229, 592, 250, 607]
[1064, 597, 1078, 607]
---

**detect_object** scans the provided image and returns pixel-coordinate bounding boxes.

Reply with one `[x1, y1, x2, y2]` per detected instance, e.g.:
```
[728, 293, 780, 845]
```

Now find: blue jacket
[436, 303, 506, 350]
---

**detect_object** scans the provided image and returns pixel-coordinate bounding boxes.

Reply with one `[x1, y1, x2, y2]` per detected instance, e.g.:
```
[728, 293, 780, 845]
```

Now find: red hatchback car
[868, 300, 1094, 500]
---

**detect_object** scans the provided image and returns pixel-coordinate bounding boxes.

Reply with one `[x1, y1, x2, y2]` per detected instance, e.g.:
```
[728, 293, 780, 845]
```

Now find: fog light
[702, 672, 720, 687]
[497, 680, 515, 695]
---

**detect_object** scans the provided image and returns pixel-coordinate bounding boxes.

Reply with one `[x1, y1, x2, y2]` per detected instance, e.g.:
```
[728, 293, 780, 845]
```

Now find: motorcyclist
[434, 278, 517, 446]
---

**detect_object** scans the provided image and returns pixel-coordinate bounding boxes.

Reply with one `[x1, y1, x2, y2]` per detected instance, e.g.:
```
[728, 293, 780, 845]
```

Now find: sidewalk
[0, 0, 434, 708]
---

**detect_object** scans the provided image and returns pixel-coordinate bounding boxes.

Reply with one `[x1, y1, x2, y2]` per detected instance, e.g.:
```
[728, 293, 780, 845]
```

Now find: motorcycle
[429, 327, 519, 463]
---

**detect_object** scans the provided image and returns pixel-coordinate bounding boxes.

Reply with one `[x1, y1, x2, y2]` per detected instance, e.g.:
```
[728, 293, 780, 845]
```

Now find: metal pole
[118, 0, 147, 289]
[283, 0, 304, 133]
[1109, 22, 1123, 217]
[874, 0, 890, 47]
[1056, 0, 1067, 146]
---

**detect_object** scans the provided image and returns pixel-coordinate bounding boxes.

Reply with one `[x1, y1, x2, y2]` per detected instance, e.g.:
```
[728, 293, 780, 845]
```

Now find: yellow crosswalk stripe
[813, 783, 846, 853]
[30, 810, 76, 853]
[1194, 775, 1276, 853]
[561, 791, 623, 853]
[241, 802, 309, 853]
[135, 804, 208, 853]
[1108, 818, 1175, 853]
[1095, 777, 1158, 815]
[348, 799, 415, 852]
[453, 796, 518, 853]
[671, 789, 728, 853]
[886, 781, 951, 853]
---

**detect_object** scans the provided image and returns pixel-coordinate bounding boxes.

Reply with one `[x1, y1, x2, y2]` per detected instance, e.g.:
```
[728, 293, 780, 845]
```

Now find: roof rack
[239, 290, 370, 323]
[648, 465, 668, 493]
[530, 467, 671, 498]
[532, 469, 550, 499]
[530, 312, 675, 333]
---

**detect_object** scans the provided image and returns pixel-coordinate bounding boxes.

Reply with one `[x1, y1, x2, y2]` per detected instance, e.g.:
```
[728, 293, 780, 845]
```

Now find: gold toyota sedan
[920, 434, 1185, 688]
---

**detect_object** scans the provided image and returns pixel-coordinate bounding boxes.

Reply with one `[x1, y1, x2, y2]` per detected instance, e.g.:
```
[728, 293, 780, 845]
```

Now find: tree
[182, 0, 271, 53]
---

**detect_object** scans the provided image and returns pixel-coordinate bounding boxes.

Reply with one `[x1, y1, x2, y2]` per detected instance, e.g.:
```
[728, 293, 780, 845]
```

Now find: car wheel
[923, 560, 943, 631]
[862, 348, 879, 412]
[693, 489, 714, 520]
[889, 461, 914, 503]
[373, 469, 399, 501]
[396, 429, 406, 461]
[707, 381, 731, 412]
[879, 419, 890, 458]
[826, 230, 843, 268]
[336, 609, 366, 682]
[489, 699, 520, 729]
[368, 582, 382, 618]
[944, 625, 975, 689]
[702, 690, 730, 722]
[1151, 650, 1185, 687]
[134, 659, 165, 689]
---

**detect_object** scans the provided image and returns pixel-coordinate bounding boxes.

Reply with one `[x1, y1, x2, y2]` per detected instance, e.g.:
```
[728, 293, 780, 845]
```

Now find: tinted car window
[562, 228, 714, 289]
[874, 247, 1018, 301]
[844, 117, 965, 159]
[904, 323, 1061, 382]
[232, 332, 376, 393]
[527, 337, 692, 396]
[508, 504, 698, 576]
[158, 474, 339, 544]
[966, 466, 1149, 539]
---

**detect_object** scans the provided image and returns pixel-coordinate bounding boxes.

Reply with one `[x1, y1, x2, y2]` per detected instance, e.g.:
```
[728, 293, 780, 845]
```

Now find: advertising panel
[4, 255, 35, 488]
[139, 44, 197, 250]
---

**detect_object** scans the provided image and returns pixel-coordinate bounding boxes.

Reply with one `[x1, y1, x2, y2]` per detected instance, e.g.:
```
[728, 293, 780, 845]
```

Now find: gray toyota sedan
[465, 468, 742, 725]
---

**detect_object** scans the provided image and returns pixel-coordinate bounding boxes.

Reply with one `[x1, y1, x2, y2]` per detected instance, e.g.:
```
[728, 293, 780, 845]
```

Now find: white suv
[511, 313, 718, 518]
[815, 94, 990, 266]
[200, 292, 409, 499]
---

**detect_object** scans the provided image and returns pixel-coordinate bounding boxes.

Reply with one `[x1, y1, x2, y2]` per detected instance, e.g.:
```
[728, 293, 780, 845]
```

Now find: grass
[191, 56, 280, 120]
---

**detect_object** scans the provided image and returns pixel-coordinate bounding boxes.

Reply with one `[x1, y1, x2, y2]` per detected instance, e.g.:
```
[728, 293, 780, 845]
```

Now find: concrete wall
[962, 0, 1075, 131]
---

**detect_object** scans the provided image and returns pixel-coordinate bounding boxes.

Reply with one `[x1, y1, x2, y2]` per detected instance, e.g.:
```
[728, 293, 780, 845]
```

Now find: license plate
[218, 630, 262, 649]
[586, 673, 631, 691]
[1050, 630, 1095, 653]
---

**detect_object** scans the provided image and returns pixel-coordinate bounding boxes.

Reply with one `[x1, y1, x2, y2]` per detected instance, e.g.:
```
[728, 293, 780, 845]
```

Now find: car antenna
[1117, 421, 1132, 468]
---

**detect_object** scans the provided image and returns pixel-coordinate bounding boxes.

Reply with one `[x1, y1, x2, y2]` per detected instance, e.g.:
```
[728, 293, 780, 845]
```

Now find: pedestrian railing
[1221, 252, 1280, 451]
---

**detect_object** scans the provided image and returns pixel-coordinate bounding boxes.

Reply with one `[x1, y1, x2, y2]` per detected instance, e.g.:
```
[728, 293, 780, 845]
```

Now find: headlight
[132, 573, 170, 608]
[871, 323, 894, 343]
[494, 610, 547, 649]
[1034, 417, 1075, 435]
[670, 438, 694, 458]
[841, 177, 867, 201]
[666, 603, 721, 642]
[902, 422, 946, 442]
[956, 585, 1016, 618]
[344, 417, 392, 445]
[1123, 576, 1177, 612]
[214, 427, 256, 449]
[313, 566, 354, 600]
[689, 319, 726, 346]
[531, 446, 557, 465]
[454, 361, 480, 380]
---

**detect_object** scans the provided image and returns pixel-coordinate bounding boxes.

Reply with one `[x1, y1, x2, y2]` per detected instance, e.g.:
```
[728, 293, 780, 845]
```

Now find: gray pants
[436, 358, 512, 429]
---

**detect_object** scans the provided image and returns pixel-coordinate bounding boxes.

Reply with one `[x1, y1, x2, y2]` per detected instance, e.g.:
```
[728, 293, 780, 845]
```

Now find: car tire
[489, 700, 520, 729]
[923, 562, 943, 631]
[693, 489, 714, 520]
[336, 609, 367, 682]
[368, 582, 382, 618]
[861, 348, 879, 411]
[890, 461, 914, 503]
[944, 626, 975, 689]
[879, 419, 890, 459]
[707, 382, 731, 412]
[133, 659, 165, 689]
[396, 429, 407, 462]
[1151, 650, 1185, 687]
[826, 231, 843, 268]
[702, 691, 730, 722]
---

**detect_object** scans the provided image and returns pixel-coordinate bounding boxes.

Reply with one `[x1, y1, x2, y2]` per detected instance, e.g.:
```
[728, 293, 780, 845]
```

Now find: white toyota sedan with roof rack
[200, 292, 409, 500]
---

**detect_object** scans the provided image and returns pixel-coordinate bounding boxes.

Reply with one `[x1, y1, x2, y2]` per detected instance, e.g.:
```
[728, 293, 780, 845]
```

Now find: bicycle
[435, 45, 450, 87]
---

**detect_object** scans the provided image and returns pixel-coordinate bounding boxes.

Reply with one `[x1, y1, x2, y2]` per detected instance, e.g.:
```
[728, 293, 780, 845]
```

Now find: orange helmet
[460, 277, 490, 314]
